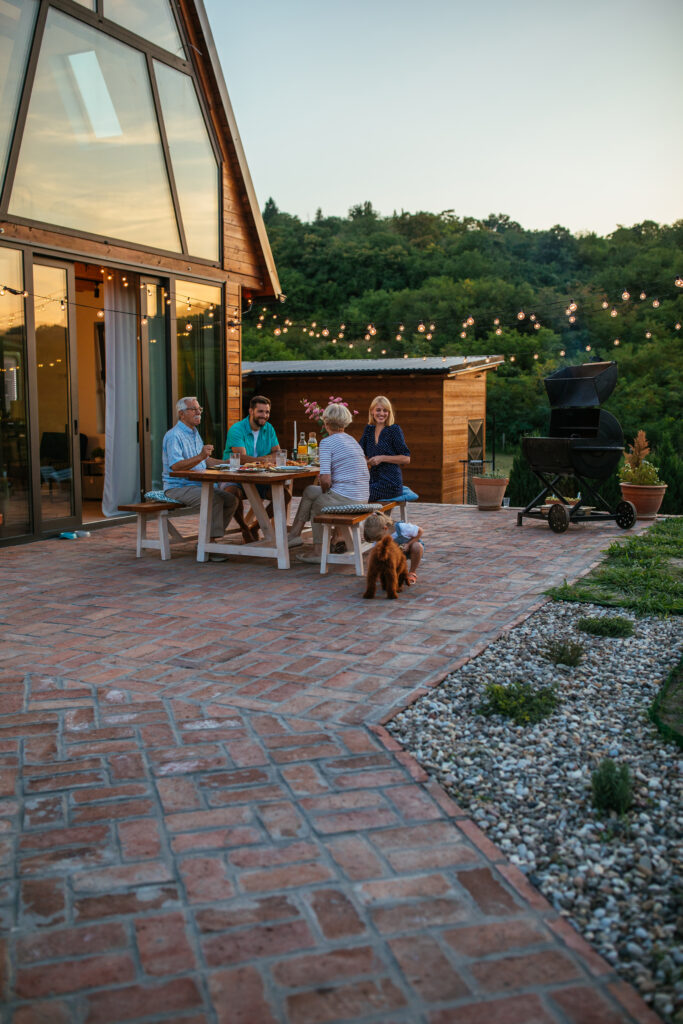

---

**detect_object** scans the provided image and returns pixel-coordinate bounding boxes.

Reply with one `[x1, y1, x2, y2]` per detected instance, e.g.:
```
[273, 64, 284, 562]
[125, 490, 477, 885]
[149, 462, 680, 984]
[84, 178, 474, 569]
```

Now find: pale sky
[203, 0, 682, 236]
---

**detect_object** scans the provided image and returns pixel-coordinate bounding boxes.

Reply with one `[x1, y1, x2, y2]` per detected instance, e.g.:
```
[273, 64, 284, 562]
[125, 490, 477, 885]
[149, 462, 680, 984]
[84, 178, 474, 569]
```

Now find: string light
[675, 277, 683, 288]
[429, 322, 436, 331]
[645, 331, 652, 339]
[560, 349, 565, 356]
[614, 338, 620, 345]
[517, 311, 525, 320]
[417, 320, 426, 333]
[652, 299, 660, 308]
[640, 291, 647, 300]
[585, 344, 591, 351]
[610, 308, 618, 318]
[601, 300, 609, 309]
[621, 290, 630, 301]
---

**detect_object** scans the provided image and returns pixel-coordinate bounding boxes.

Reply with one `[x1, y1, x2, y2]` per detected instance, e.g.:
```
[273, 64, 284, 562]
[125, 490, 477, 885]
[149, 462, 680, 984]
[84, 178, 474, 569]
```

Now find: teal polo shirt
[224, 416, 279, 459]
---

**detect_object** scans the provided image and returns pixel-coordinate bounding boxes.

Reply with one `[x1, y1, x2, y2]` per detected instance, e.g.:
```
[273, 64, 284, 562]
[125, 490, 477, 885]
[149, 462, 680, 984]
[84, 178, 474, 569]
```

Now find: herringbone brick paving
[0, 504, 660, 1023]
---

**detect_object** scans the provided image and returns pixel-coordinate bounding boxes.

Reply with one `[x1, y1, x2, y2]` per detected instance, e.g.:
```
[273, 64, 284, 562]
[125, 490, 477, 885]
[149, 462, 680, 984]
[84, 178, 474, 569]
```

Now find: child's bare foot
[407, 571, 418, 585]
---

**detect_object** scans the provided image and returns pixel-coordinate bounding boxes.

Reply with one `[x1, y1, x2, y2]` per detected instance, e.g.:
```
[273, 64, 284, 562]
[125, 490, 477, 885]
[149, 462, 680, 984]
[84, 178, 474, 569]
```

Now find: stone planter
[619, 482, 667, 520]
[472, 476, 509, 511]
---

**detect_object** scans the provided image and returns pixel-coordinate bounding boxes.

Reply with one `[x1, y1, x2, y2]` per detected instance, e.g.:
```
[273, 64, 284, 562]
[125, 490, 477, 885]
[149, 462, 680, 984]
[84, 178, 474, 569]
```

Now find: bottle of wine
[307, 432, 318, 462]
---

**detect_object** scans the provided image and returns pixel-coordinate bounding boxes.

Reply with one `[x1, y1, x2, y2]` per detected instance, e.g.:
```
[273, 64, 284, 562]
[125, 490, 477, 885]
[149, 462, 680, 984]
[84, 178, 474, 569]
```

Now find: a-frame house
[0, 0, 280, 542]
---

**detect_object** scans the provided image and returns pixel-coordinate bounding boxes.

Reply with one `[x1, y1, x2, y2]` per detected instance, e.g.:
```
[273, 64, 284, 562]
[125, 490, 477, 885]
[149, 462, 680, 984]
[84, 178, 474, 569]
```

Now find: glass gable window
[154, 62, 219, 262]
[104, 0, 185, 59]
[9, 8, 181, 252]
[0, 0, 39, 190]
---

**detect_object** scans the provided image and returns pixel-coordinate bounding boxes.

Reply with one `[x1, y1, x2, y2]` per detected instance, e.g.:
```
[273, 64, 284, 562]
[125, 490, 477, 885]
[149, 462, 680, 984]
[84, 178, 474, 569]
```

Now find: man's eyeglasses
[184, 406, 203, 414]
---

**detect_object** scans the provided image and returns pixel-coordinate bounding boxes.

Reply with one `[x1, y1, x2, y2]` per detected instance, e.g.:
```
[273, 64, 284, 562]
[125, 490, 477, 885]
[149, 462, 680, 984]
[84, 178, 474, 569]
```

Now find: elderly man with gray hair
[162, 397, 239, 555]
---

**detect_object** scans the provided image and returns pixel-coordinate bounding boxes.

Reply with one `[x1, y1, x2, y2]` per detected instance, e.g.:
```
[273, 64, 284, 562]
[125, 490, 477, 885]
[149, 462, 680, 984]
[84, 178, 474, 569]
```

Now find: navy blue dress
[359, 423, 410, 501]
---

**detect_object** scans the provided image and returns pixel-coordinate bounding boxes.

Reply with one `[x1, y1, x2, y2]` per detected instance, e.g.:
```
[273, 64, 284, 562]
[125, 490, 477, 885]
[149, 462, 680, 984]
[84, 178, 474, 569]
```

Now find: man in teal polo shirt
[224, 395, 280, 464]
[222, 395, 290, 528]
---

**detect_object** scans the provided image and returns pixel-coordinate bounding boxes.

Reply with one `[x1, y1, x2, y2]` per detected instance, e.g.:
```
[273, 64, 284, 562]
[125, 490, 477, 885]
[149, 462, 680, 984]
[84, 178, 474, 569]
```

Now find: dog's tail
[374, 535, 394, 558]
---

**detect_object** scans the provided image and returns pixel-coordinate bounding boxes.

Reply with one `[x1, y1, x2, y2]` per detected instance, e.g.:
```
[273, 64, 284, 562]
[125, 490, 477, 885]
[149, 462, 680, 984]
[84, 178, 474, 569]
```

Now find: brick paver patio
[0, 504, 661, 1023]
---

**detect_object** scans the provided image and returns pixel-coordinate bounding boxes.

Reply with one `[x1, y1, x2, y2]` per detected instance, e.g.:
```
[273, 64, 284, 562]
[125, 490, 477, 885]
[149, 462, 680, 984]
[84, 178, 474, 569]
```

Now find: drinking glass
[502, 497, 511, 507]
[276, 450, 287, 467]
[229, 452, 241, 471]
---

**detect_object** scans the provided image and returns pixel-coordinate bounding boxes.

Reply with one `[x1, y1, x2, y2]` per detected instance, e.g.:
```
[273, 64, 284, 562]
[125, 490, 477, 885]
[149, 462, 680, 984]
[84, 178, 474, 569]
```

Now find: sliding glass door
[32, 260, 80, 533]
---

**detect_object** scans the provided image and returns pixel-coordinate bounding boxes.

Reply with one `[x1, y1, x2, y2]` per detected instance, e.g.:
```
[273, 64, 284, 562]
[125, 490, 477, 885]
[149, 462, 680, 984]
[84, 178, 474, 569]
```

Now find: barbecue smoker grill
[517, 361, 637, 533]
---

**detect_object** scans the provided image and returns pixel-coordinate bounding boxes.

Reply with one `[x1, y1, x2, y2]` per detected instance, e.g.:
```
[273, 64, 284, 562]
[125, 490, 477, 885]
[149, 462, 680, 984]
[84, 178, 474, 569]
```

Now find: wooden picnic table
[171, 465, 319, 569]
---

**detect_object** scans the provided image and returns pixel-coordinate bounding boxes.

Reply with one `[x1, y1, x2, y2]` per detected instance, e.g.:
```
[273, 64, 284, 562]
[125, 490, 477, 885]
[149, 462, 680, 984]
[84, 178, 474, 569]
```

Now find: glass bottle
[307, 432, 318, 462]
[297, 431, 308, 462]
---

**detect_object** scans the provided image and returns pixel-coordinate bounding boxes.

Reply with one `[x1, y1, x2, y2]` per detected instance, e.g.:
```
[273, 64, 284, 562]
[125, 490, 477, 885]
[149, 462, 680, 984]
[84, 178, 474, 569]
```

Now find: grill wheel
[615, 500, 637, 530]
[548, 502, 570, 533]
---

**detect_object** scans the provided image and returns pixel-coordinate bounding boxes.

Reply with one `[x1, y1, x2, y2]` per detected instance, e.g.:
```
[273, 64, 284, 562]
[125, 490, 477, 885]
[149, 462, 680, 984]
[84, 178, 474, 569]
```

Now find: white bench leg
[319, 524, 331, 574]
[350, 524, 365, 575]
[158, 512, 171, 560]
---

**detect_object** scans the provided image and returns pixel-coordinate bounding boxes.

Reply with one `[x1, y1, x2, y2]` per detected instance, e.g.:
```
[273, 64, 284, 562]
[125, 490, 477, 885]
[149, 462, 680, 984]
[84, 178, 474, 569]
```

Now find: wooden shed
[242, 357, 504, 504]
[0, 0, 277, 543]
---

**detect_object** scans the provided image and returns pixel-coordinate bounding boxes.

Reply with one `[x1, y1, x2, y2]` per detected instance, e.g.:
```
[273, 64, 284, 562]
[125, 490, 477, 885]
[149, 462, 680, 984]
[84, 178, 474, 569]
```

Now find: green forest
[243, 201, 683, 512]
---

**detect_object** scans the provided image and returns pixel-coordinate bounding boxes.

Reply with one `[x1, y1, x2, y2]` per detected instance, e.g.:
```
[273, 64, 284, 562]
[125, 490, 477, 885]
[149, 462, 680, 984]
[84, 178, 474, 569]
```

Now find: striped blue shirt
[319, 432, 369, 501]
[162, 420, 206, 489]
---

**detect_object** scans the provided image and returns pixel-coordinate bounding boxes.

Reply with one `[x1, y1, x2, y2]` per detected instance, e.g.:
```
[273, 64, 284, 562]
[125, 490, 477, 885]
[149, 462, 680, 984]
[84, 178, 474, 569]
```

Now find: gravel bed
[388, 601, 683, 1023]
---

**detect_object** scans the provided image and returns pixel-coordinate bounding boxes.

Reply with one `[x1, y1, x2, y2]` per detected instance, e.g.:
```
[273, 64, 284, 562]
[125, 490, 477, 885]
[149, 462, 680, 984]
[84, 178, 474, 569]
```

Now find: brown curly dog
[363, 534, 409, 599]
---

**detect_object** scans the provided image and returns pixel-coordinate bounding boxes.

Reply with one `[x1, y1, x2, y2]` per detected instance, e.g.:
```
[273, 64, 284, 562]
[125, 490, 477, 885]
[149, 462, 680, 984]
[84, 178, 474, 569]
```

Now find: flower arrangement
[618, 430, 663, 485]
[301, 396, 359, 436]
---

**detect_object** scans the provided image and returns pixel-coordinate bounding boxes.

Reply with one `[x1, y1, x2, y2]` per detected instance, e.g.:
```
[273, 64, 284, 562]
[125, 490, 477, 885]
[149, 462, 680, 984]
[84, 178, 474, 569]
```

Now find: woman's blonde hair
[322, 403, 352, 429]
[368, 395, 395, 425]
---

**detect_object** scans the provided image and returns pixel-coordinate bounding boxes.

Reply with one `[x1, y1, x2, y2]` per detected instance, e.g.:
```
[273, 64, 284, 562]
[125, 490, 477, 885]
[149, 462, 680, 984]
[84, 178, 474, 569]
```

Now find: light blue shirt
[162, 420, 206, 490]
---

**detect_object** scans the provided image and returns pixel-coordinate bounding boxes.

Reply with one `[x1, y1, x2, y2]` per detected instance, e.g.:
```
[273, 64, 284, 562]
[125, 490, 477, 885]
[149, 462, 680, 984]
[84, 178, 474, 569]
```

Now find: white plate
[269, 465, 312, 473]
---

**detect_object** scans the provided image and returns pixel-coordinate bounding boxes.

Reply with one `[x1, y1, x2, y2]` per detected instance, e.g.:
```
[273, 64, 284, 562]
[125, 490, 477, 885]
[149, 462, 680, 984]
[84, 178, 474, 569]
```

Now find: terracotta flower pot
[619, 482, 667, 520]
[472, 476, 509, 511]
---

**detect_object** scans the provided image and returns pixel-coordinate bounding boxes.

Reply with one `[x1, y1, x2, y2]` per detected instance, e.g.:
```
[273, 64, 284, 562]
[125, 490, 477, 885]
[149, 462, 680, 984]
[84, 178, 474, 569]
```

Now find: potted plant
[618, 431, 667, 520]
[472, 469, 509, 510]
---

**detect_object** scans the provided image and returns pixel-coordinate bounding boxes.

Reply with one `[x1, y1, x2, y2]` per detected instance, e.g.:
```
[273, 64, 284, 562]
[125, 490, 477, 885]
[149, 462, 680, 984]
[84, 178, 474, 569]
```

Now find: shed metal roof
[242, 356, 504, 377]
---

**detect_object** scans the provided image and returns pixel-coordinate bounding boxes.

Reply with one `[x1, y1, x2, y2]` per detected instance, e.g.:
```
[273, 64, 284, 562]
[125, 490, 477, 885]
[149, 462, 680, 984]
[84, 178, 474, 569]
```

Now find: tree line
[244, 201, 683, 511]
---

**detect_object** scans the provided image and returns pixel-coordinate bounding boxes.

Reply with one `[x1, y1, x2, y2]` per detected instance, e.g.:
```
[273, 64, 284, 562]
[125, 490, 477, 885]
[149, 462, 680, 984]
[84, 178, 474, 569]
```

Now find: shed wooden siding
[242, 370, 492, 504]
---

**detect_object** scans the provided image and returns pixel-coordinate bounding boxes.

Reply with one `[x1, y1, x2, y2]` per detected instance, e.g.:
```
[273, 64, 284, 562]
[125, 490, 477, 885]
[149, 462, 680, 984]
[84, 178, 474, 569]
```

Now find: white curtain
[102, 272, 140, 516]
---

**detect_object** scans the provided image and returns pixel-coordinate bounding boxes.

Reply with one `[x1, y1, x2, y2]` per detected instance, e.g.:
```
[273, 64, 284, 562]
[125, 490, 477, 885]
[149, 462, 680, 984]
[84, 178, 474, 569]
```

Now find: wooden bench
[118, 502, 196, 560]
[313, 502, 396, 576]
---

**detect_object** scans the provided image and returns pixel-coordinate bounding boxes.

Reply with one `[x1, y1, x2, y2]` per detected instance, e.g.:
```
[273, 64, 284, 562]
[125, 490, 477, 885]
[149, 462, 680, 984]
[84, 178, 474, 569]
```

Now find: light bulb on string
[315, 332, 320, 338]
[510, 355, 515, 362]
[367, 347, 371, 352]
[398, 323, 404, 332]
[560, 349, 565, 356]
[675, 322, 681, 331]
[533, 353, 538, 359]
[274, 327, 281, 336]
[568, 316, 576, 324]
[495, 328, 502, 336]
[283, 327, 288, 333]
[614, 338, 620, 346]
[331, 338, 337, 344]
[322, 327, 329, 337]
[529, 314, 536, 321]
[517, 311, 525, 320]
[621, 290, 630, 301]
[185, 323, 193, 331]
[466, 316, 474, 326]
[364, 334, 370, 341]
[338, 332, 344, 340]
[534, 323, 541, 330]
[645, 331, 652, 339]
[675, 276, 683, 288]
[97, 310, 104, 319]
[429, 322, 436, 331]
[585, 345, 591, 351]
[311, 321, 317, 328]
[426, 332, 432, 340]
[309, 331, 314, 337]
[640, 291, 647, 300]
[403, 353, 409, 359]
[349, 343, 354, 349]
[460, 331, 467, 339]
[652, 299, 660, 308]
[395, 334, 402, 342]
[340, 322, 346, 331]
[417, 321, 425, 333]
[141, 316, 148, 326]
[256, 323, 262, 330]
[601, 300, 609, 309]
[610, 308, 618, 318]
[493, 318, 500, 326]
[381, 349, 387, 354]
[569, 302, 578, 312]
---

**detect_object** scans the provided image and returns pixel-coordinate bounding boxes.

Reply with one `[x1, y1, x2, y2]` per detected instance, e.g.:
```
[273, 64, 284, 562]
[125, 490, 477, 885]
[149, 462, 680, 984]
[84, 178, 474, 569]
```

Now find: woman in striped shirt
[288, 403, 370, 563]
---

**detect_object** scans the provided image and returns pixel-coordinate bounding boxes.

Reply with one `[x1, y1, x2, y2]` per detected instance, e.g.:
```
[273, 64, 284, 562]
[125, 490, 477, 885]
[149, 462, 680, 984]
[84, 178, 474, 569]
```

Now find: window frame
[0, 0, 223, 267]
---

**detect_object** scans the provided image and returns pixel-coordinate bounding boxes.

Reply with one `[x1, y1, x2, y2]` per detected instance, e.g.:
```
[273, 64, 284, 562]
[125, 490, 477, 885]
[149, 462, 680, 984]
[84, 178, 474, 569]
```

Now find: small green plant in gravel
[591, 758, 633, 815]
[477, 680, 558, 725]
[545, 639, 584, 666]
[577, 616, 634, 638]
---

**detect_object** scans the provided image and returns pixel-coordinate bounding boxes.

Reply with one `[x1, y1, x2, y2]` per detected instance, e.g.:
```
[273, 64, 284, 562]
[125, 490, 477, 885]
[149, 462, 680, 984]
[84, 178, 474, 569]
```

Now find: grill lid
[544, 361, 617, 409]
